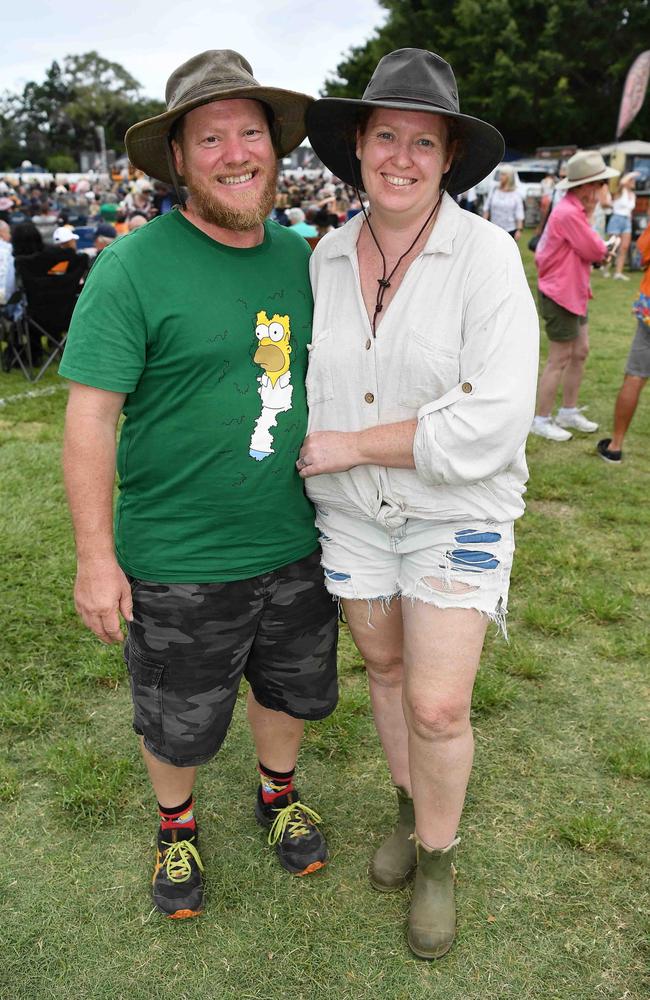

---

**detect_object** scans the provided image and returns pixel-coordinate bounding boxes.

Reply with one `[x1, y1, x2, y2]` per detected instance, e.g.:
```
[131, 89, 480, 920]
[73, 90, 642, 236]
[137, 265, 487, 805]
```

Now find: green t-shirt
[60, 210, 318, 582]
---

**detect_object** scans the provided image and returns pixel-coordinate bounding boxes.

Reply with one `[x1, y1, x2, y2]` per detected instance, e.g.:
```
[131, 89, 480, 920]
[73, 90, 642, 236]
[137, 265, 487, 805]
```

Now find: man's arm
[62, 381, 132, 644]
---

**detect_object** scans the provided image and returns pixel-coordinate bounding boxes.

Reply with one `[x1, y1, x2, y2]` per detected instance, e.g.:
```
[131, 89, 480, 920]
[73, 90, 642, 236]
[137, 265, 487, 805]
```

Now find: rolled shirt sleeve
[560, 207, 607, 263]
[413, 240, 539, 486]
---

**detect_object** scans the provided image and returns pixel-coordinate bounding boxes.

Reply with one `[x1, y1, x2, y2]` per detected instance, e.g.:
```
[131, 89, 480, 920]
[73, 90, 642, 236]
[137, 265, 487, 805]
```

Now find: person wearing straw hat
[531, 150, 620, 442]
[60, 50, 338, 921]
[299, 48, 538, 958]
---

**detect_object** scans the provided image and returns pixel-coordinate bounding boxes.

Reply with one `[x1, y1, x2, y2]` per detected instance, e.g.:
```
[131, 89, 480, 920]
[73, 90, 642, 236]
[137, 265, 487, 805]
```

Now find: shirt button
[462, 381, 473, 394]
[364, 392, 375, 404]
[365, 339, 372, 350]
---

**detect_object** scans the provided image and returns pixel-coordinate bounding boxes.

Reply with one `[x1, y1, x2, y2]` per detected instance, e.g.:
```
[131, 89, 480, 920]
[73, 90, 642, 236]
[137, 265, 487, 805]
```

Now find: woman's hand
[297, 431, 362, 477]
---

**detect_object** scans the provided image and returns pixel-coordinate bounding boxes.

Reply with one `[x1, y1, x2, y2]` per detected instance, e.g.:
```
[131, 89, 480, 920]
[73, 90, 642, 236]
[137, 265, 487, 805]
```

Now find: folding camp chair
[6, 249, 88, 382]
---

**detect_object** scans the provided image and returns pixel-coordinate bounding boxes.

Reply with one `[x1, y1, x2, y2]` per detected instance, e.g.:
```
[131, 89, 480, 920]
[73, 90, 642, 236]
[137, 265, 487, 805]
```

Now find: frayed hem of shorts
[327, 592, 399, 629]
[403, 594, 509, 641]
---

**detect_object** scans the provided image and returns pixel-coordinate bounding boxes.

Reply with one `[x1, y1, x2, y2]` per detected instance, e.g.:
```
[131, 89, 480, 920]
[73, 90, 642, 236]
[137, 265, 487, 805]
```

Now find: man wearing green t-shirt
[60, 50, 338, 920]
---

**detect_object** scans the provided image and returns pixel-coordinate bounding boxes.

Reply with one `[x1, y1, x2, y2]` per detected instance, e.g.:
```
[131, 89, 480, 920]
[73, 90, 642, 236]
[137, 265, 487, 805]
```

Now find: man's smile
[217, 171, 256, 186]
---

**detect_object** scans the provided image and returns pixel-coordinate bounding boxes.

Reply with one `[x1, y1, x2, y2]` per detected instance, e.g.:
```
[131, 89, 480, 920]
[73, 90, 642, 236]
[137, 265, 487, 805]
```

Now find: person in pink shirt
[530, 151, 619, 441]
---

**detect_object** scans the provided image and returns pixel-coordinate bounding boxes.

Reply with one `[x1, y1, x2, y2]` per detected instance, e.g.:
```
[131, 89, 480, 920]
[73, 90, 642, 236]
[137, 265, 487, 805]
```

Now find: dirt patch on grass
[528, 499, 574, 519]
[0, 420, 51, 438]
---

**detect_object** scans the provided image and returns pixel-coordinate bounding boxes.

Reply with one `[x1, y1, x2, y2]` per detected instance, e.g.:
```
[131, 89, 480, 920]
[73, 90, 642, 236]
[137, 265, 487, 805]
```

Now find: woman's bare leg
[615, 231, 631, 276]
[342, 597, 409, 790]
[401, 603, 488, 849]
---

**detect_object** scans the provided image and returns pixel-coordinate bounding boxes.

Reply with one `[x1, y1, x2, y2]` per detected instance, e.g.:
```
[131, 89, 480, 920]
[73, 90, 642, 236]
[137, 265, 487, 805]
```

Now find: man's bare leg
[611, 374, 646, 451]
[247, 690, 305, 771]
[536, 339, 573, 416]
[561, 325, 589, 408]
[140, 737, 196, 808]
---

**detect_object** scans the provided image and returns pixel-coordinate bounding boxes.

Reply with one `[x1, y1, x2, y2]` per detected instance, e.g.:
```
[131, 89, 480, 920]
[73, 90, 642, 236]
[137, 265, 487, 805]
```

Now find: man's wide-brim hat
[307, 48, 505, 197]
[556, 150, 619, 190]
[125, 49, 313, 184]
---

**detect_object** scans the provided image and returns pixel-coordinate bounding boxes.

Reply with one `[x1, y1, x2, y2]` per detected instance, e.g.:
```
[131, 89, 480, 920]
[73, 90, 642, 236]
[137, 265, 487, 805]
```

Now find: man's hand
[74, 557, 133, 644]
[297, 431, 362, 478]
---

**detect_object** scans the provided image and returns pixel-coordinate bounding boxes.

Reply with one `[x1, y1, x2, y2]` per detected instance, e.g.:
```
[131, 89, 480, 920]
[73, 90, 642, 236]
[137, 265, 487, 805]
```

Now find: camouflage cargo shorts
[124, 549, 339, 767]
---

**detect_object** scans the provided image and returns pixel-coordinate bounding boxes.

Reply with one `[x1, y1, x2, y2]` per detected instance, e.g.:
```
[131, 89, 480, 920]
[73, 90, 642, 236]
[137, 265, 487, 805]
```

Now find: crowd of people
[525, 151, 648, 460]
[3, 149, 645, 459]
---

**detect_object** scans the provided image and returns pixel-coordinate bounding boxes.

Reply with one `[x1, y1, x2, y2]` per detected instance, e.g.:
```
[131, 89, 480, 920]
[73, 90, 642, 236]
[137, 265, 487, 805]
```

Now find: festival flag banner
[616, 50, 650, 139]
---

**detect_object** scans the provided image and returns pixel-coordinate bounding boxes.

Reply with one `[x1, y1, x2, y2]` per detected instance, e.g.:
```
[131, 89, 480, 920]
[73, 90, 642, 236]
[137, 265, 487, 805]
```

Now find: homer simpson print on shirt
[249, 309, 294, 461]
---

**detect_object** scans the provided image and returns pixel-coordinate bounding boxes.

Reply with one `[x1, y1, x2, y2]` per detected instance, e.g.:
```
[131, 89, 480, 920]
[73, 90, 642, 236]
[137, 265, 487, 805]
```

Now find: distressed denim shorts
[315, 506, 515, 634]
[123, 550, 338, 767]
[607, 213, 632, 236]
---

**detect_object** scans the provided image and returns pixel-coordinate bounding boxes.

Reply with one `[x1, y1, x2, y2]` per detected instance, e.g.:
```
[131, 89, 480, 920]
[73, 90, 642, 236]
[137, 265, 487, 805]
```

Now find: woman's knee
[403, 694, 471, 742]
[365, 651, 404, 688]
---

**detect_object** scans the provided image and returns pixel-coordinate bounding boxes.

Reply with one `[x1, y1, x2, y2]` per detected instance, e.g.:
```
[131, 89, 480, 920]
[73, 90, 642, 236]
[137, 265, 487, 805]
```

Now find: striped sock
[258, 762, 295, 805]
[158, 794, 196, 835]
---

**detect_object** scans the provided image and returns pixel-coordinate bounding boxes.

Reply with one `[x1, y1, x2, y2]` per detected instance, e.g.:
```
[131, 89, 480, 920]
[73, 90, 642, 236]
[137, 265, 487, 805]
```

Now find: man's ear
[171, 139, 184, 177]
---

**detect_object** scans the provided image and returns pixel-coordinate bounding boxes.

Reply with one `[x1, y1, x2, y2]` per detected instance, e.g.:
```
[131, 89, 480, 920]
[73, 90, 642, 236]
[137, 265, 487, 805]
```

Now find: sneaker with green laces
[152, 826, 204, 919]
[255, 787, 328, 876]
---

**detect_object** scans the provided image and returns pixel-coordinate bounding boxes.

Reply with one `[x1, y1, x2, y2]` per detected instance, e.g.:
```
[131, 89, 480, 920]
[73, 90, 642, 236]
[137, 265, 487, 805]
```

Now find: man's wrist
[76, 546, 118, 566]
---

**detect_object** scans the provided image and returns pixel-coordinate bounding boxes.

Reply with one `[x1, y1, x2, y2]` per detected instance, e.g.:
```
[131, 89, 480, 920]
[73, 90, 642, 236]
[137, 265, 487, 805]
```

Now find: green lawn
[1, 241, 648, 1000]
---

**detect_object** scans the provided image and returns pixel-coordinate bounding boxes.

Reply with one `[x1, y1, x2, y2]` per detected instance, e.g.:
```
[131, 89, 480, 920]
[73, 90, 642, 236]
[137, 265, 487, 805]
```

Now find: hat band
[568, 168, 608, 183]
[168, 76, 259, 113]
[366, 90, 457, 113]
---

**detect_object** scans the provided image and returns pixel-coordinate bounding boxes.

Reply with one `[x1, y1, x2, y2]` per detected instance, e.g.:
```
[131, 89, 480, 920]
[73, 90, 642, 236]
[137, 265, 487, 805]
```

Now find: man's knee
[571, 341, 589, 364]
[546, 344, 574, 371]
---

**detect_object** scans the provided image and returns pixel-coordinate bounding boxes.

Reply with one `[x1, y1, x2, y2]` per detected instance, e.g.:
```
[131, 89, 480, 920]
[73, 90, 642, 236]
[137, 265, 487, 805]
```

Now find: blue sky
[1, 0, 385, 99]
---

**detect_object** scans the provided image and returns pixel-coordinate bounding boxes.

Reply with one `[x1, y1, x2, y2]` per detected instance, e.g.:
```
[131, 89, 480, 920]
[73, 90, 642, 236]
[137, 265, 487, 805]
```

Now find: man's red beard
[183, 161, 278, 231]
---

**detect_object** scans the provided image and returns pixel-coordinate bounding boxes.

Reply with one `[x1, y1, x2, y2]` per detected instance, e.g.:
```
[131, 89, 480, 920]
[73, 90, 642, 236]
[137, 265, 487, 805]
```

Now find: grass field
[1, 240, 648, 1000]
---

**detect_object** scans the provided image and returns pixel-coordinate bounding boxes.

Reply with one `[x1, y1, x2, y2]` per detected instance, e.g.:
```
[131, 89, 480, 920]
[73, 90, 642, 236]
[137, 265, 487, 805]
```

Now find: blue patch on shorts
[454, 529, 502, 544]
[323, 567, 352, 582]
[447, 549, 500, 572]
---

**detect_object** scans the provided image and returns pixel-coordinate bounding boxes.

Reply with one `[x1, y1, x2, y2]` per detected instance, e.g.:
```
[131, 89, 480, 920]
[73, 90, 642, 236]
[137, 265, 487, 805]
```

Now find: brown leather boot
[407, 836, 460, 959]
[368, 786, 416, 891]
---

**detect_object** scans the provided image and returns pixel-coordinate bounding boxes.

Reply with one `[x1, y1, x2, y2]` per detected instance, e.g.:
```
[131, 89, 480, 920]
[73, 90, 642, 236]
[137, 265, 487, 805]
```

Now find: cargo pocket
[125, 641, 165, 747]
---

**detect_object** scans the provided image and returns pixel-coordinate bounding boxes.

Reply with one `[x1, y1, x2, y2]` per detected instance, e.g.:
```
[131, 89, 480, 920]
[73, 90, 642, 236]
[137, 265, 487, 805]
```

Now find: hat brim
[306, 97, 505, 197]
[125, 86, 313, 183]
[557, 166, 620, 190]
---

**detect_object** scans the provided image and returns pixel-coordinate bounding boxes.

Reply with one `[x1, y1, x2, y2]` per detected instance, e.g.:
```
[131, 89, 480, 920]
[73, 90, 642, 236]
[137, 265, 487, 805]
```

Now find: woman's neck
[363, 198, 443, 257]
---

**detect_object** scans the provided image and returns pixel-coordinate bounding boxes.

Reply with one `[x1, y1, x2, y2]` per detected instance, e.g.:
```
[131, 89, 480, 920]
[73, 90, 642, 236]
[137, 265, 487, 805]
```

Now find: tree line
[3, 7, 650, 175]
[0, 52, 164, 171]
[322, 0, 650, 152]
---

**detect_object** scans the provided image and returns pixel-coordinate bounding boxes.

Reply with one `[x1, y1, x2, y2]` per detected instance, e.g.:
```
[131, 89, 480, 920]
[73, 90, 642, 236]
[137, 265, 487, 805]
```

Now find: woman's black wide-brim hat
[307, 49, 505, 197]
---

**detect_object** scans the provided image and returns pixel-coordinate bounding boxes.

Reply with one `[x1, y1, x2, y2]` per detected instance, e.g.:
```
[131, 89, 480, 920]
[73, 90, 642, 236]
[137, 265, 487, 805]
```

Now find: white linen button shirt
[305, 194, 539, 525]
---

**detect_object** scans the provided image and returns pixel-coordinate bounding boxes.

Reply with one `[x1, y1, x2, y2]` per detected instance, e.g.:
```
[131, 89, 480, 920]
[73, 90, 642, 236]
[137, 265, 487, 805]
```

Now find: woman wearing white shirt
[607, 172, 638, 280]
[300, 48, 538, 959]
[482, 164, 525, 240]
